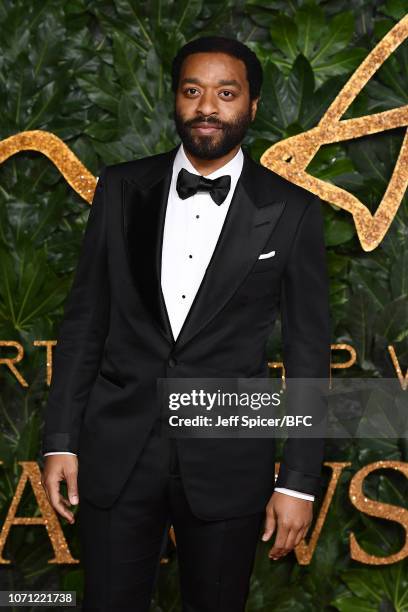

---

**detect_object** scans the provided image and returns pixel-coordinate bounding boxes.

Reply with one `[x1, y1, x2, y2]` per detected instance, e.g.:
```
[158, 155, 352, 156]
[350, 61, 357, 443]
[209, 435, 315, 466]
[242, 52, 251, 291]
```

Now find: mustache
[184, 117, 225, 128]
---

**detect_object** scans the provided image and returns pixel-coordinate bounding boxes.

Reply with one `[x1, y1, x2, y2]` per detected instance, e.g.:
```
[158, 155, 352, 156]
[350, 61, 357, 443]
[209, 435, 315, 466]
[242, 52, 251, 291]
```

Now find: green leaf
[294, 2, 325, 58]
[313, 48, 367, 76]
[253, 62, 291, 133]
[111, 30, 153, 112]
[76, 66, 120, 114]
[287, 54, 315, 124]
[333, 565, 408, 611]
[270, 15, 298, 62]
[324, 209, 355, 246]
[349, 258, 389, 309]
[311, 12, 355, 65]
[382, 0, 408, 20]
[390, 248, 408, 298]
[344, 289, 377, 370]
[374, 296, 408, 343]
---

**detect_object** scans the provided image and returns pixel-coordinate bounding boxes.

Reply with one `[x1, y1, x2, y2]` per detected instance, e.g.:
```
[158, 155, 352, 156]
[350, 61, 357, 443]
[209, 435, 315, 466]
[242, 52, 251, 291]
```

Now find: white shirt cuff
[274, 473, 315, 500]
[274, 486, 315, 501]
[43, 452, 77, 456]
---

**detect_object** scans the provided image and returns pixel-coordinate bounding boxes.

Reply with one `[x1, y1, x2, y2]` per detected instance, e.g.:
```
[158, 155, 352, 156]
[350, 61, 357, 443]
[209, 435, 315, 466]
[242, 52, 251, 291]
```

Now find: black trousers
[78, 424, 265, 611]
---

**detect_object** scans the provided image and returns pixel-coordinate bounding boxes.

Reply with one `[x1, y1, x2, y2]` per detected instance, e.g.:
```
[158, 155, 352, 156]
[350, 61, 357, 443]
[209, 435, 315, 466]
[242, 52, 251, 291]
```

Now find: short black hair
[171, 36, 263, 101]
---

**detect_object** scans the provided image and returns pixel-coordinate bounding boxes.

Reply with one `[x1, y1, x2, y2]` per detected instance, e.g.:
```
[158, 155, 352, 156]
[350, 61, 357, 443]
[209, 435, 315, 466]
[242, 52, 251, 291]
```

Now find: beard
[174, 105, 252, 160]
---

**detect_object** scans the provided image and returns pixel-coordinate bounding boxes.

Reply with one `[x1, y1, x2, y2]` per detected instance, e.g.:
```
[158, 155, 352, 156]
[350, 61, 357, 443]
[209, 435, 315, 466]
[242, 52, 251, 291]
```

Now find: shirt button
[168, 357, 177, 368]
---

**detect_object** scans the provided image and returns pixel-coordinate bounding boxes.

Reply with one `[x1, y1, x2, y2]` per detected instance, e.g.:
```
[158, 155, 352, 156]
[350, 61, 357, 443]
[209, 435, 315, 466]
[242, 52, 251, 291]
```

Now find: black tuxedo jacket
[42, 145, 331, 519]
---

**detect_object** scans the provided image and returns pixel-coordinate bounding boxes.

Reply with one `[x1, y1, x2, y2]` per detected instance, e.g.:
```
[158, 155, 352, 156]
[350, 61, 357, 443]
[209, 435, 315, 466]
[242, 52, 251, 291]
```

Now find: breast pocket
[251, 250, 278, 274]
[98, 369, 126, 389]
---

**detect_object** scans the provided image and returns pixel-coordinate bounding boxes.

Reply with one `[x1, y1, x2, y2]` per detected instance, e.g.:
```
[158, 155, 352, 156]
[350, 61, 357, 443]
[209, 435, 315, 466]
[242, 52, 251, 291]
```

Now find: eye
[219, 90, 235, 99]
[185, 87, 199, 96]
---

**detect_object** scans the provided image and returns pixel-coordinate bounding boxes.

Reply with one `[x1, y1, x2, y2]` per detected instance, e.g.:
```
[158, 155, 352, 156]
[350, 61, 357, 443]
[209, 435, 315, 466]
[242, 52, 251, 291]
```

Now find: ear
[250, 97, 260, 121]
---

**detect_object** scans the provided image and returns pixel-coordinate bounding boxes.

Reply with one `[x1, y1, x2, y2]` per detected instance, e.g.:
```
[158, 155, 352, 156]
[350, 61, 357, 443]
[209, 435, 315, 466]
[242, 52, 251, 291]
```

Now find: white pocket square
[258, 250, 276, 260]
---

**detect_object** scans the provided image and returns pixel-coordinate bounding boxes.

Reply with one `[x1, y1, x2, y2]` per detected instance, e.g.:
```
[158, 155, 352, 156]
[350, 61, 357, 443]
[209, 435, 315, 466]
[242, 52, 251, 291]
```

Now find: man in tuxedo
[41, 36, 331, 611]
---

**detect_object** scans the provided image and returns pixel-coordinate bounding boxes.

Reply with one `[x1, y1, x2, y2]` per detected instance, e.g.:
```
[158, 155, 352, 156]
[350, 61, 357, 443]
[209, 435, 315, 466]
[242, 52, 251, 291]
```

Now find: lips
[190, 123, 222, 134]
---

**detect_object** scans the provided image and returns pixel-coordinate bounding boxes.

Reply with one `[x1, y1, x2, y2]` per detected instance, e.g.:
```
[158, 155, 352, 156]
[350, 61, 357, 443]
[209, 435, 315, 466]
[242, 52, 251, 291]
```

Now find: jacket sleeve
[274, 194, 331, 497]
[42, 167, 110, 455]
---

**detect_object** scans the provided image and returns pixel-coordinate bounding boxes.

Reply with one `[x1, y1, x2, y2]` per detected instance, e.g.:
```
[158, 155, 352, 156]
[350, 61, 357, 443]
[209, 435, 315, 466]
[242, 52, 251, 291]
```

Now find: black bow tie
[176, 168, 231, 206]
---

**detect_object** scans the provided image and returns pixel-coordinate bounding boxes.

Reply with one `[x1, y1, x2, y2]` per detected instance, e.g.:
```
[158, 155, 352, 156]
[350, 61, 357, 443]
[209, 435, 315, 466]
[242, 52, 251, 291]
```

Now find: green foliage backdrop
[0, 1, 407, 610]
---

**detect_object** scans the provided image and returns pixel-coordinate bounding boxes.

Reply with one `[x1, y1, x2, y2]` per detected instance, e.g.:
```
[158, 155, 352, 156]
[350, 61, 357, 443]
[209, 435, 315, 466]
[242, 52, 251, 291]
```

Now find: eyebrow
[180, 77, 242, 90]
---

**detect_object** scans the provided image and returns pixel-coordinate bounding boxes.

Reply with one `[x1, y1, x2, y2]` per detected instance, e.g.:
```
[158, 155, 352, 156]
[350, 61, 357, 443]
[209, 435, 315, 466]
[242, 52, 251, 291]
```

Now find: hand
[41, 455, 79, 524]
[261, 491, 313, 560]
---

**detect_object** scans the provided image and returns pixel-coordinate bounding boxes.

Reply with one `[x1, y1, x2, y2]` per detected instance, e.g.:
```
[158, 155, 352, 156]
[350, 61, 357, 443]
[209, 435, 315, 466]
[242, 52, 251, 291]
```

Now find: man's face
[174, 52, 259, 160]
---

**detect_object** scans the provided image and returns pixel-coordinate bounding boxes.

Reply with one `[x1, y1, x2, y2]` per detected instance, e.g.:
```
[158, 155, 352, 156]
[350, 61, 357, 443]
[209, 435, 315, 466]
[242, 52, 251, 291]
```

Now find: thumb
[261, 513, 276, 541]
[65, 471, 79, 505]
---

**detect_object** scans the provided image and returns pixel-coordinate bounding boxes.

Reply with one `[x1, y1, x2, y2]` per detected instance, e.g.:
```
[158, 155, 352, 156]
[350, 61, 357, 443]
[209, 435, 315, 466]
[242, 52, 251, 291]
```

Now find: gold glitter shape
[349, 460, 408, 564]
[0, 341, 28, 387]
[330, 344, 357, 369]
[260, 15, 408, 251]
[33, 340, 57, 387]
[387, 345, 408, 390]
[0, 462, 78, 564]
[294, 462, 352, 565]
[0, 130, 96, 204]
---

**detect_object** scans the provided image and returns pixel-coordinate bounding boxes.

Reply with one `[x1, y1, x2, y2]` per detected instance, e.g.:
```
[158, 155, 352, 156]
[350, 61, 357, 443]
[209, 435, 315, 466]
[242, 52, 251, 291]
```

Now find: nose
[195, 89, 218, 117]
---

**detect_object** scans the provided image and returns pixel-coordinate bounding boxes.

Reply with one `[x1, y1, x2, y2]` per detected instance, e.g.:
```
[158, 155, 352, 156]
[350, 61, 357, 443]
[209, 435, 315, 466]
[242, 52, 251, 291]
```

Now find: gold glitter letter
[0, 462, 79, 565]
[349, 461, 408, 564]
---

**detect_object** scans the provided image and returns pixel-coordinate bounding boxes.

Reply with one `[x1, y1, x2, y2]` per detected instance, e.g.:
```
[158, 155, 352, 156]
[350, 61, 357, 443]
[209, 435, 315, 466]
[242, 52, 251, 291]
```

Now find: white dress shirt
[44, 143, 314, 502]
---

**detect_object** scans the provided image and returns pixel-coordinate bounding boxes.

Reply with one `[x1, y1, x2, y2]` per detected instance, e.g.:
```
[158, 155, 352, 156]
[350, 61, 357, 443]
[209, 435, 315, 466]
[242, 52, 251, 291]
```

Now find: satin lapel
[121, 148, 178, 344]
[174, 152, 287, 352]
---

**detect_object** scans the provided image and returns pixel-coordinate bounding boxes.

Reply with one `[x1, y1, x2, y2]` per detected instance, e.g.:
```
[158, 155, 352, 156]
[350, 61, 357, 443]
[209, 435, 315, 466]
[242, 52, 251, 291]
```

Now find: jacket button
[168, 357, 177, 368]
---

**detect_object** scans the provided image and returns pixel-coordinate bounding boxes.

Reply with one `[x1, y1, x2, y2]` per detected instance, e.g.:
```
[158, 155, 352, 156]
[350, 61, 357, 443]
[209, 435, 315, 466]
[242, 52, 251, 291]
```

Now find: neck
[182, 144, 241, 176]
